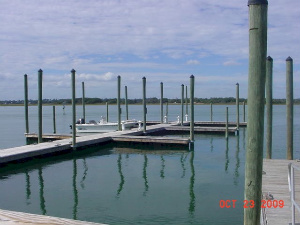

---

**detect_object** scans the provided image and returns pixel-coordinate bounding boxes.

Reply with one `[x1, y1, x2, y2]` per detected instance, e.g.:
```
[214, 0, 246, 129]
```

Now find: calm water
[0, 104, 299, 224]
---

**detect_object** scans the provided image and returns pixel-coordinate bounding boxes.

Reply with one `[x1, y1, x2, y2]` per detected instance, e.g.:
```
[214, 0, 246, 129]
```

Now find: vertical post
[236, 83, 240, 134]
[82, 82, 85, 123]
[117, 75, 121, 131]
[125, 86, 129, 120]
[243, 101, 246, 122]
[24, 74, 29, 134]
[244, 1, 268, 225]
[210, 103, 213, 122]
[53, 106, 56, 134]
[286, 56, 293, 160]
[266, 56, 273, 159]
[181, 84, 184, 126]
[160, 82, 163, 123]
[185, 86, 188, 116]
[142, 77, 147, 132]
[190, 75, 195, 142]
[225, 107, 229, 139]
[38, 69, 43, 143]
[106, 102, 109, 122]
[71, 69, 76, 149]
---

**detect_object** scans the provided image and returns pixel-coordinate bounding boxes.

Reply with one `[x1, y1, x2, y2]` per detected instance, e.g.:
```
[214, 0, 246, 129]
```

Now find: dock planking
[0, 208, 106, 225]
[262, 159, 300, 224]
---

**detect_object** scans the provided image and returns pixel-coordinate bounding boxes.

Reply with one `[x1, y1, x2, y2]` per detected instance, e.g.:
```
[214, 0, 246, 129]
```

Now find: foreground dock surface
[262, 159, 300, 224]
[0, 209, 106, 225]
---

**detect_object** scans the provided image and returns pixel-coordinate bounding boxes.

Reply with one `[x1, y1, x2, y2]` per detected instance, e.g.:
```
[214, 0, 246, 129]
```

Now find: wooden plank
[165, 126, 237, 133]
[112, 135, 190, 145]
[194, 121, 247, 127]
[0, 208, 106, 225]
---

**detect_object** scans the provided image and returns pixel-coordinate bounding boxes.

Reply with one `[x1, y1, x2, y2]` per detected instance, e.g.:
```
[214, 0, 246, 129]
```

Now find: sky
[0, 0, 299, 100]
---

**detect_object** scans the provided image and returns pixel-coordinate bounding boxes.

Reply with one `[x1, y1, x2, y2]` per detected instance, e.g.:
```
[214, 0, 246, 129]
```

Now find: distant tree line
[1, 98, 299, 105]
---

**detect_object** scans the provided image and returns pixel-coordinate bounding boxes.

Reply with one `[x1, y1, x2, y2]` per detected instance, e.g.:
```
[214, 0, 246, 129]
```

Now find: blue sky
[0, 0, 299, 100]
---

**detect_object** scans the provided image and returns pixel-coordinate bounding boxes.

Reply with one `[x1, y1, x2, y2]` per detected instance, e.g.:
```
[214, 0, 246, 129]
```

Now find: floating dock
[262, 159, 300, 224]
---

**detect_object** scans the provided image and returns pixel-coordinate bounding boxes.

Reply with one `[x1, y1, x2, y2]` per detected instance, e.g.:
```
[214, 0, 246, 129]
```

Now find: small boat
[75, 117, 138, 133]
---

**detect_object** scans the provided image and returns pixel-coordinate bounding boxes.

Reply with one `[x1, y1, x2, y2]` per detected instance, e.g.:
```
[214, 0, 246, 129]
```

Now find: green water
[0, 104, 299, 224]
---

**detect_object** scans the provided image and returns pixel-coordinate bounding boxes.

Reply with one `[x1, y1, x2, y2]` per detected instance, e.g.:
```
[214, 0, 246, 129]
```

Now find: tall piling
[125, 86, 129, 120]
[106, 102, 109, 122]
[266, 56, 273, 159]
[160, 82, 163, 123]
[225, 107, 229, 139]
[53, 106, 56, 134]
[243, 101, 246, 122]
[185, 86, 188, 116]
[38, 69, 43, 143]
[244, 1, 268, 224]
[210, 103, 213, 121]
[286, 56, 293, 160]
[181, 84, 184, 126]
[236, 83, 240, 134]
[190, 75, 195, 142]
[142, 77, 147, 132]
[24, 74, 29, 134]
[71, 69, 76, 149]
[117, 76, 121, 131]
[82, 82, 85, 122]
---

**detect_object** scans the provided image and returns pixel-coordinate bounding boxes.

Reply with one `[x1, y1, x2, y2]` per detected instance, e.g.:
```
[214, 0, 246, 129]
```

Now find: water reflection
[143, 155, 149, 196]
[180, 153, 187, 178]
[225, 139, 229, 173]
[117, 154, 125, 197]
[80, 158, 88, 189]
[25, 170, 31, 205]
[210, 137, 214, 152]
[38, 167, 46, 215]
[189, 151, 195, 216]
[234, 136, 240, 186]
[73, 159, 78, 220]
[160, 156, 165, 179]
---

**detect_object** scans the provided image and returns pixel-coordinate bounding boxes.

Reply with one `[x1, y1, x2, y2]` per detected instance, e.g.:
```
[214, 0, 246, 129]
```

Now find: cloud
[186, 60, 200, 65]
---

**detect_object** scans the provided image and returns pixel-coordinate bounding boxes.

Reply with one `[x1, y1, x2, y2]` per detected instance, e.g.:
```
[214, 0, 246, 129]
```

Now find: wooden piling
[82, 82, 85, 122]
[24, 74, 29, 134]
[190, 75, 195, 142]
[143, 77, 147, 132]
[185, 86, 188, 116]
[181, 84, 184, 126]
[236, 83, 240, 134]
[125, 86, 129, 120]
[160, 82, 163, 123]
[210, 103, 213, 122]
[286, 56, 293, 160]
[117, 76, 121, 131]
[243, 101, 246, 122]
[71, 69, 76, 149]
[225, 107, 229, 139]
[266, 56, 273, 159]
[38, 69, 43, 143]
[106, 102, 109, 122]
[244, 1, 268, 224]
[53, 106, 56, 134]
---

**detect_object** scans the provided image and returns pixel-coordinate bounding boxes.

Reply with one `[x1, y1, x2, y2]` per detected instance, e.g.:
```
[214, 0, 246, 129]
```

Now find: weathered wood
[112, 135, 189, 145]
[71, 69, 76, 149]
[194, 121, 247, 127]
[24, 74, 29, 134]
[38, 69, 43, 143]
[286, 57, 293, 160]
[244, 1, 268, 224]
[266, 56, 273, 159]
[117, 75, 121, 131]
[0, 208, 106, 225]
[143, 77, 147, 132]
[82, 82, 86, 122]
[160, 82, 163, 123]
[236, 83, 240, 133]
[125, 85, 129, 120]
[190, 75, 195, 142]
[181, 84, 184, 126]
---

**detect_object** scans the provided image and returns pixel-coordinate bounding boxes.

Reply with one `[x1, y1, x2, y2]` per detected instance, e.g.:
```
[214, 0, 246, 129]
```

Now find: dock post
[53, 106, 56, 134]
[286, 56, 293, 160]
[117, 75, 121, 131]
[181, 84, 184, 126]
[24, 74, 29, 134]
[71, 69, 76, 149]
[82, 82, 85, 123]
[225, 107, 229, 139]
[160, 82, 163, 123]
[266, 56, 273, 159]
[185, 86, 188, 116]
[236, 83, 240, 135]
[244, 1, 268, 224]
[38, 69, 43, 143]
[210, 103, 213, 121]
[106, 102, 109, 122]
[190, 75, 195, 142]
[142, 77, 147, 132]
[243, 101, 246, 122]
[125, 86, 129, 120]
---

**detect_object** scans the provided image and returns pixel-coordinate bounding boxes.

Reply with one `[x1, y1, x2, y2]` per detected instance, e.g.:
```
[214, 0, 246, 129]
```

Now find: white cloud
[186, 60, 200, 65]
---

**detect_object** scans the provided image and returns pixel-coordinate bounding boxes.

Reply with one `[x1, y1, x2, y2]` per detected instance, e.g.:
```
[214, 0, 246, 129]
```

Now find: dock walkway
[262, 159, 300, 224]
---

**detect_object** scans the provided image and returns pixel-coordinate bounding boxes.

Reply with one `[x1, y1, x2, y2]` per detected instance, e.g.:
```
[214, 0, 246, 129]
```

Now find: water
[0, 104, 299, 224]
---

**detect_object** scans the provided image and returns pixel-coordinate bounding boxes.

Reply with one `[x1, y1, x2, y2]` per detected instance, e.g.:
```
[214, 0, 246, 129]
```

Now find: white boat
[75, 117, 138, 133]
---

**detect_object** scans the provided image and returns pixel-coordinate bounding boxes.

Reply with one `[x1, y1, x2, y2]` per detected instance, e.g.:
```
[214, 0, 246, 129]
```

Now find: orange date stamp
[219, 200, 284, 208]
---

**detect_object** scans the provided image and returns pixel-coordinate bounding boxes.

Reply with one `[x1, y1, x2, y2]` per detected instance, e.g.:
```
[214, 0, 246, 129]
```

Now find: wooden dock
[0, 208, 106, 225]
[262, 159, 300, 224]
